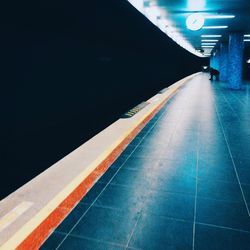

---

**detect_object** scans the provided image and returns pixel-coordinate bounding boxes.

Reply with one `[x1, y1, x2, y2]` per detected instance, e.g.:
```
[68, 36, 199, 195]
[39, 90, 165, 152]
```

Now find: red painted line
[16, 88, 179, 250]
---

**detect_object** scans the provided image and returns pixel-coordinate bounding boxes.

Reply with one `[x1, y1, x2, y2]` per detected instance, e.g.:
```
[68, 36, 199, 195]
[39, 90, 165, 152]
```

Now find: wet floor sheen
[42, 74, 250, 250]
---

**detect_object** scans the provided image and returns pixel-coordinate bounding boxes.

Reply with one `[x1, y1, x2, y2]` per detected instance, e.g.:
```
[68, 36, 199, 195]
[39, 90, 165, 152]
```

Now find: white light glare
[202, 45, 215, 48]
[203, 26, 228, 29]
[205, 15, 235, 19]
[201, 43, 216, 45]
[244, 34, 250, 37]
[247, 59, 250, 64]
[201, 35, 222, 37]
[244, 39, 250, 42]
[201, 39, 219, 42]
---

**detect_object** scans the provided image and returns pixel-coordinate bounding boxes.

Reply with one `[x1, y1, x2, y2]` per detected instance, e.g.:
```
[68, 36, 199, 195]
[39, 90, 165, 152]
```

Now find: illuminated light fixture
[247, 59, 250, 64]
[205, 15, 235, 19]
[201, 39, 219, 42]
[186, 13, 205, 31]
[202, 45, 214, 48]
[201, 43, 216, 45]
[203, 26, 228, 29]
[244, 39, 250, 42]
[244, 34, 250, 37]
[201, 35, 222, 37]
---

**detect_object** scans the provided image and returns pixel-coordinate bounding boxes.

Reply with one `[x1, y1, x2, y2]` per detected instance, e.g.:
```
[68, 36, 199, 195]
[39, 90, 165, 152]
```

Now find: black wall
[1, 0, 206, 199]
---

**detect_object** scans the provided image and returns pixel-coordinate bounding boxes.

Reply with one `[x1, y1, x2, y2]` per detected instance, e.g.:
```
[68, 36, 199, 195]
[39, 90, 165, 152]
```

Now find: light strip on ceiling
[201, 35, 222, 37]
[201, 39, 219, 42]
[244, 35, 250, 37]
[203, 26, 228, 29]
[244, 39, 250, 42]
[201, 43, 216, 45]
[205, 15, 235, 19]
[202, 45, 215, 48]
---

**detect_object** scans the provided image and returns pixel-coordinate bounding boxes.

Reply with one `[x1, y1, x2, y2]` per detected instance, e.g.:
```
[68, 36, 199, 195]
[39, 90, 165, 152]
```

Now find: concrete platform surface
[42, 74, 250, 250]
[0, 73, 198, 249]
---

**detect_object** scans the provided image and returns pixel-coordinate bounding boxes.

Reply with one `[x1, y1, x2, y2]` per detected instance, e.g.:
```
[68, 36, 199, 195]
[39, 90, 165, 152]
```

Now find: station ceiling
[128, 0, 250, 57]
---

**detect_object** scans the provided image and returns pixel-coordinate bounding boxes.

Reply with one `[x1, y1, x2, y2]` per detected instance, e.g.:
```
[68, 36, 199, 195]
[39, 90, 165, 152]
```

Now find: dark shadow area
[1, 0, 206, 199]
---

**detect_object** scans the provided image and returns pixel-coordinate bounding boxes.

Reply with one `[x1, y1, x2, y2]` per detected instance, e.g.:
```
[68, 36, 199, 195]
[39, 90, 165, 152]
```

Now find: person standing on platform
[209, 67, 220, 81]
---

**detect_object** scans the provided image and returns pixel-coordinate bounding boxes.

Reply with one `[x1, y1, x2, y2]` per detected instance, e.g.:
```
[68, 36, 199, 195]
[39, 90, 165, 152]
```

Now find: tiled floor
[41, 74, 250, 250]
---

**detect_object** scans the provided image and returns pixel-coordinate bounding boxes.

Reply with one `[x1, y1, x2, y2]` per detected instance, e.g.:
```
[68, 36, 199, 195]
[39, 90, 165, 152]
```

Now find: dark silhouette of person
[209, 67, 220, 81]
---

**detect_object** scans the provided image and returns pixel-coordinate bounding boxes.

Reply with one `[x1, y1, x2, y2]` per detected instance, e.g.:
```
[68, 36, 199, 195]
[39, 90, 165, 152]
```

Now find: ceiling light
[247, 59, 250, 64]
[201, 43, 216, 45]
[202, 45, 215, 48]
[203, 26, 228, 29]
[201, 35, 222, 37]
[244, 34, 250, 37]
[244, 39, 250, 42]
[205, 15, 235, 19]
[201, 39, 219, 42]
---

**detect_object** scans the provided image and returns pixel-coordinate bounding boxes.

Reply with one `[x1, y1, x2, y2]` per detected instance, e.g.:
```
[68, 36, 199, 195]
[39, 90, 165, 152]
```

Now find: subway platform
[41, 73, 250, 250]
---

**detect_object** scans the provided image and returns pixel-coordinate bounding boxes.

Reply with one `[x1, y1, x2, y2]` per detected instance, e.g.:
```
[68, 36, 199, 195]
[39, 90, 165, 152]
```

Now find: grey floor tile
[197, 179, 243, 202]
[71, 206, 140, 245]
[95, 184, 146, 212]
[56, 203, 89, 234]
[195, 223, 250, 250]
[128, 213, 193, 250]
[80, 182, 106, 205]
[41, 232, 66, 250]
[142, 191, 195, 221]
[196, 197, 250, 232]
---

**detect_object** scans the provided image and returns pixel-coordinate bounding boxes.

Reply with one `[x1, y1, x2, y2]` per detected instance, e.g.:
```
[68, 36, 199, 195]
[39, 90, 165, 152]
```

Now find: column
[214, 49, 220, 71]
[228, 33, 244, 89]
[219, 43, 229, 82]
[210, 49, 220, 71]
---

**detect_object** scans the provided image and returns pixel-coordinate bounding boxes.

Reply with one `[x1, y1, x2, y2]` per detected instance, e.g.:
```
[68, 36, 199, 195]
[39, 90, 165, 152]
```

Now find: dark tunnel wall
[1, 0, 207, 199]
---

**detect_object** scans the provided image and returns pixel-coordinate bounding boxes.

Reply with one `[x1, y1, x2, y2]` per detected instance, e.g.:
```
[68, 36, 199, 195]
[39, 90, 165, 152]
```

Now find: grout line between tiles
[192, 80, 201, 250]
[196, 221, 250, 234]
